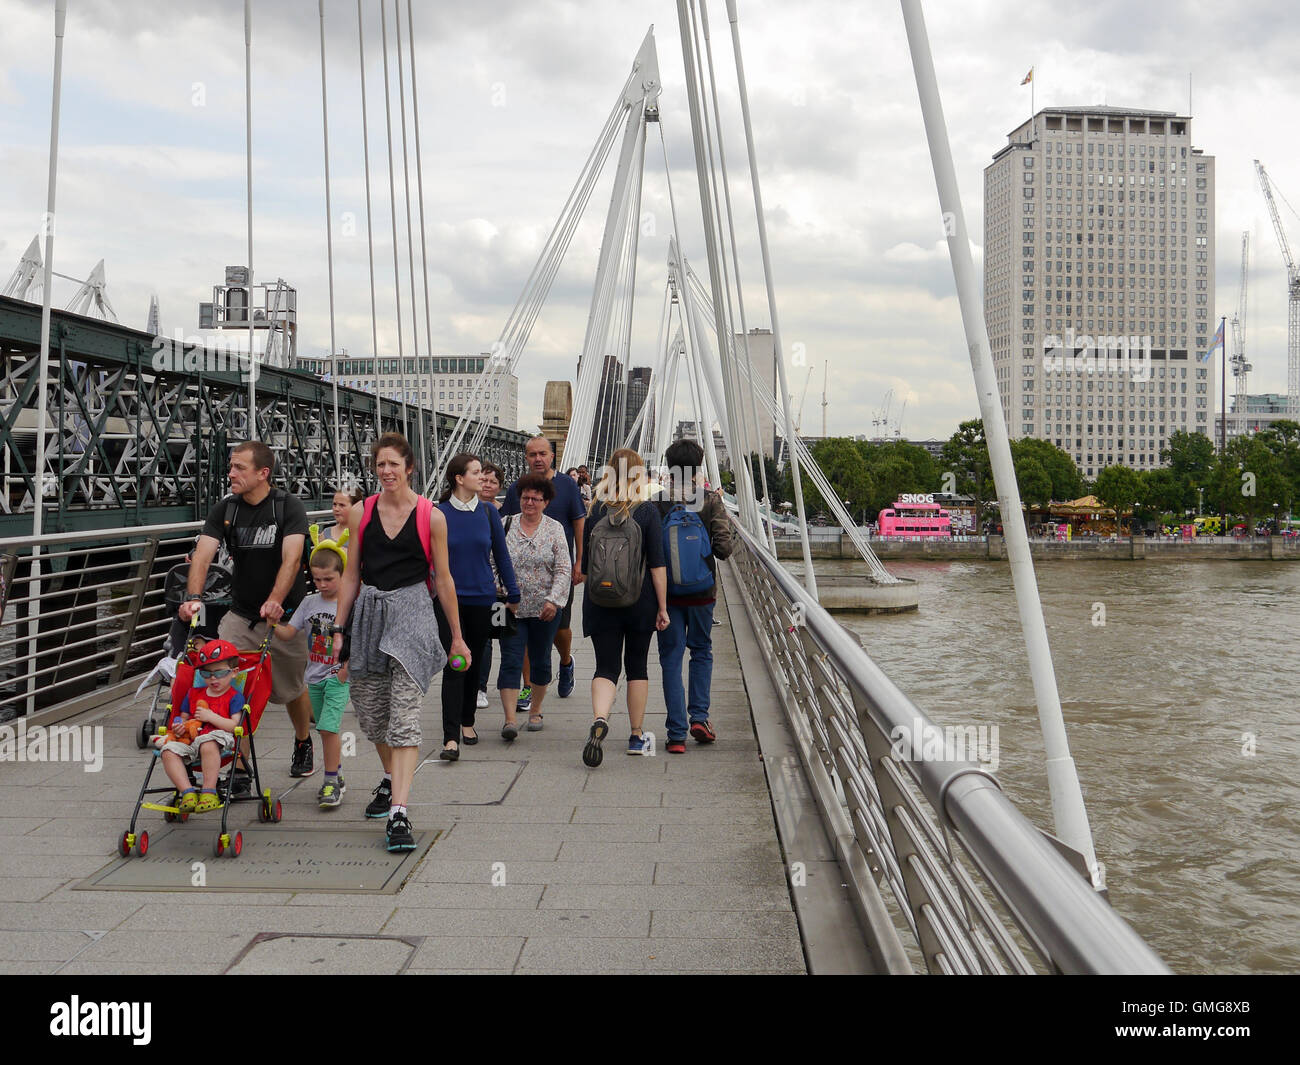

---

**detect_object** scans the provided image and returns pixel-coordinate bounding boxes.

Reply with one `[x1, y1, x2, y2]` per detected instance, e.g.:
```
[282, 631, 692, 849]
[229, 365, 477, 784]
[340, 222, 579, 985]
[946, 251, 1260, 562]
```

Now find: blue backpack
[663, 505, 713, 596]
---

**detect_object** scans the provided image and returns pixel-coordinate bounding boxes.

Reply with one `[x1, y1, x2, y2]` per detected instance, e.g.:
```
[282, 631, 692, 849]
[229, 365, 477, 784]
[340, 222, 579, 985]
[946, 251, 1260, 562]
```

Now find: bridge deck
[0, 586, 809, 975]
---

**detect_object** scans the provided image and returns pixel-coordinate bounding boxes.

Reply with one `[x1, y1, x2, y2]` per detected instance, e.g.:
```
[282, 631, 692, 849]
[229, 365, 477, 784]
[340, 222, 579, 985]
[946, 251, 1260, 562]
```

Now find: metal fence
[726, 520, 1169, 975]
[0, 513, 327, 723]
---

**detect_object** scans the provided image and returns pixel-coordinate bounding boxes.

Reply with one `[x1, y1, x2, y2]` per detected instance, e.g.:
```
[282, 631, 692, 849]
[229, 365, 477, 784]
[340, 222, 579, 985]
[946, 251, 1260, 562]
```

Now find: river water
[791, 558, 1300, 974]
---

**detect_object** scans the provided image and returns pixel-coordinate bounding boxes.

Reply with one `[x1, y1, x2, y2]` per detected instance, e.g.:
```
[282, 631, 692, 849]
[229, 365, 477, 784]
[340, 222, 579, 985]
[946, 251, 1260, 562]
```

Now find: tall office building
[588, 354, 626, 468]
[984, 106, 1215, 478]
[625, 365, 653, 439]
[735, 328, 777, 459]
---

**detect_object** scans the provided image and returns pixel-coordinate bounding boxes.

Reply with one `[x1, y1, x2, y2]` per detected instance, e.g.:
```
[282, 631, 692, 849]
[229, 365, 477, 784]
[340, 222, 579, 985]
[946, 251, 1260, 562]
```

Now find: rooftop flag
[1021, 67, 1034, 85]
[1202, 319, 1225, 362]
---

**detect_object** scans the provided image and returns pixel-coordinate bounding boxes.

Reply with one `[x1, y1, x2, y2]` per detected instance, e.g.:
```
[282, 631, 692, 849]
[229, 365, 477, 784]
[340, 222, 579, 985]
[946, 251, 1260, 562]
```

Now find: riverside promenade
[0, 580, 837, 976]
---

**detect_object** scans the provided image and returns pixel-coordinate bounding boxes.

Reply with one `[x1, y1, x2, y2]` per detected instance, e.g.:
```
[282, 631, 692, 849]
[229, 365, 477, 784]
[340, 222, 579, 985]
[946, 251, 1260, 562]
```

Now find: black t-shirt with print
[202, 489, 309, 621]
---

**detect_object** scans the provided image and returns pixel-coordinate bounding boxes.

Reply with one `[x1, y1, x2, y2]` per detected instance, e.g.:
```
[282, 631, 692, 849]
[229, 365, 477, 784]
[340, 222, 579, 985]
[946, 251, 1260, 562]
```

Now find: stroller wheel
[272, 800, 283, 823]
[213, 833, 226, 858]
[138, 831, 149, 857]
[258, 798, 270, 823]
[119, 831, 133, 858]
[136, 721, 152, 749]
[230, 831, 243, 858]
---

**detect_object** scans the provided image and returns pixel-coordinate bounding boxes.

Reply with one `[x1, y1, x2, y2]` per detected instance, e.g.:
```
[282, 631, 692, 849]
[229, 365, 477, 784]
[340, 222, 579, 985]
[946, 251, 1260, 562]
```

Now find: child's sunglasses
[199, 667, 235, 679]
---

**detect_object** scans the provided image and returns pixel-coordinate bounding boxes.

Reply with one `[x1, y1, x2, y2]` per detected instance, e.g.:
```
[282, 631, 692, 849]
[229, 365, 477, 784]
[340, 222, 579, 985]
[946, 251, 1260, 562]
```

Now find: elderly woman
[332, 433, 469, 852]
[497, 473, 571, 740]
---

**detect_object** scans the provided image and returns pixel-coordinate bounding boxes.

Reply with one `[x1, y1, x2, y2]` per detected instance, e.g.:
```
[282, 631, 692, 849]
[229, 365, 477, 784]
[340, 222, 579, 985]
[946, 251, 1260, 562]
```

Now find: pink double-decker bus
[876, 494, 952, 539]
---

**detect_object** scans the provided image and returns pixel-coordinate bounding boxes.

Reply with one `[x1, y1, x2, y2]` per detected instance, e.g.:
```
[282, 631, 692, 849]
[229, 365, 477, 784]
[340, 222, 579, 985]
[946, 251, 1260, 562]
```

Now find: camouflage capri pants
[349, 657, 425, 749]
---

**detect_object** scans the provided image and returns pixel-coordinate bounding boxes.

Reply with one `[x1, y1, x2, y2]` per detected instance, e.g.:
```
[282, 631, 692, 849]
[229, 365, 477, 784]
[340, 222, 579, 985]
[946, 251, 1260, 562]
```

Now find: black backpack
[221, 489, 314, 603]
[586, 503, 646, 609]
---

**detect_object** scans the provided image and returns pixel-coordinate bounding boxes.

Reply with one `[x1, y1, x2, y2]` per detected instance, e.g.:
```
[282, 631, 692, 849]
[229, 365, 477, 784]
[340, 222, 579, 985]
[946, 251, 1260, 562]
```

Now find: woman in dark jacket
[436, 453, 520, 760]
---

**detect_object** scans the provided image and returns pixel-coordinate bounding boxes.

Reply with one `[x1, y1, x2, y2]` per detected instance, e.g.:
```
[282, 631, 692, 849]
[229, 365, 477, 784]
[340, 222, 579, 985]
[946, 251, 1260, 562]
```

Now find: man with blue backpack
[654, 437, 733, 755]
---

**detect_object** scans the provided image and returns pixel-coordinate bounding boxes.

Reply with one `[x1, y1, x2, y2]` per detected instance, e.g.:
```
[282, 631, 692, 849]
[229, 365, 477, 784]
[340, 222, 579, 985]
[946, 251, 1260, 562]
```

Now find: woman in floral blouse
[497, 473, 571, 739]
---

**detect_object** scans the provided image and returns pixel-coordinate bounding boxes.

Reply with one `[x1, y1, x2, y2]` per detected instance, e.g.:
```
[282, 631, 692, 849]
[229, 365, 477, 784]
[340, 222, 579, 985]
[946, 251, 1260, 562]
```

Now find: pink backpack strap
[354, 494, 380, 564]
[416, 496, 433, 566]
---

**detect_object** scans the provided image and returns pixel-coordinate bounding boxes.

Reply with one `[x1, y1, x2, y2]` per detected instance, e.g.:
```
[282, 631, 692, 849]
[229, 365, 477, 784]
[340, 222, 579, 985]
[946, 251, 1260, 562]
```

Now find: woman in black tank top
[332, 434, 469, 853]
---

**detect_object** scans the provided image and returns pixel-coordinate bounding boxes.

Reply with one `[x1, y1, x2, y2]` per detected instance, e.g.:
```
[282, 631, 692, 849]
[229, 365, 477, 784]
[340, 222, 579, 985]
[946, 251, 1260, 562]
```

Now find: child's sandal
[177, 788, 199, 813]
[195, 790, 221, 813]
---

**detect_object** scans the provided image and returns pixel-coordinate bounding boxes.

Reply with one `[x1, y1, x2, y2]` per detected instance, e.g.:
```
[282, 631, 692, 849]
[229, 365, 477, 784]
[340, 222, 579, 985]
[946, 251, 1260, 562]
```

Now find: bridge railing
[0, 513, 326, 723]
[726, 520, 1169, 975]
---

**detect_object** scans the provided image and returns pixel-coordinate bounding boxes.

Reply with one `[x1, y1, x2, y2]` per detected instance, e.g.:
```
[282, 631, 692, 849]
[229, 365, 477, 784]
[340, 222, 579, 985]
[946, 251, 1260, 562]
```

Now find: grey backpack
[586, 504, 645, 608]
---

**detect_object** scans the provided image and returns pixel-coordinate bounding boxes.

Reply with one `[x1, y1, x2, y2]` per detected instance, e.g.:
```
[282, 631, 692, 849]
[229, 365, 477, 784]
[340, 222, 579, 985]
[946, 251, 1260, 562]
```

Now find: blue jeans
[656, 602, 714, 741]
[498, 615, 562, 690]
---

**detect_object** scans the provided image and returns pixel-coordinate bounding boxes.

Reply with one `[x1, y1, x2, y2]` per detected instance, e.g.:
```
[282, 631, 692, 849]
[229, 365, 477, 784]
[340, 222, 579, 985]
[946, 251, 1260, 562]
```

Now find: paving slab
[226, 933, 418, 974]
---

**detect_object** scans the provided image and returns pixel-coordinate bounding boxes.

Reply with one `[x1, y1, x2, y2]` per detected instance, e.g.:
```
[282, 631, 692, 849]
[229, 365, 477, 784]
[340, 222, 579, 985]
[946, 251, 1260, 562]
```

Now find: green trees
[1159, 429, 1216, 513]
[1093, 464, 1143, 532]
[1008, 437, 1085, 501]
[939, 419, 993, 516]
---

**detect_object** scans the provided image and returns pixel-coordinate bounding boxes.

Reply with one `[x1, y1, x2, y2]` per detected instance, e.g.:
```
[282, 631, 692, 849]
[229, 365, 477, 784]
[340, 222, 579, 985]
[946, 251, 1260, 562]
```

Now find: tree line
[722, 419, 1300, 531]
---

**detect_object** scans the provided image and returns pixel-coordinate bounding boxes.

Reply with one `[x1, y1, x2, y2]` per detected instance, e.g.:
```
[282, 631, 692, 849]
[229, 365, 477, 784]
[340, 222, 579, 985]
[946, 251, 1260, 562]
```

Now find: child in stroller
[154, 640, 246, 814]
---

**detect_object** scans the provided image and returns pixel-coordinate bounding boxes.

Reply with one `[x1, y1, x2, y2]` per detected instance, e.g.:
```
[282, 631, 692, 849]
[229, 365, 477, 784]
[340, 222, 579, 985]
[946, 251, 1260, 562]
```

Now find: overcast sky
[2, 0, 1297, 441]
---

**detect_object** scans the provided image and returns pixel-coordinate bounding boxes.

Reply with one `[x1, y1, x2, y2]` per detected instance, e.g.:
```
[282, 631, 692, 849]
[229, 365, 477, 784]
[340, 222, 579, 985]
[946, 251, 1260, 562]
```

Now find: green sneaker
[517, 686, 532, 713]
[317, 775, 346, 809]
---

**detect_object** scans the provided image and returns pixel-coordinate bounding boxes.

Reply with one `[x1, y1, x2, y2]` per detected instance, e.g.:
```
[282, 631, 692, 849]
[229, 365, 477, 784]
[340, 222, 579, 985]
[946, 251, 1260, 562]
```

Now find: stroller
[119, 618, 282, 861]
[134, 557, 234, 749]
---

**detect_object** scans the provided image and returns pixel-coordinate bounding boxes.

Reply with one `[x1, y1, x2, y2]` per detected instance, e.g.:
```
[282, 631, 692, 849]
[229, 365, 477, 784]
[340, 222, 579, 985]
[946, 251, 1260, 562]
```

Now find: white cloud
[1, 0, 1295, 439]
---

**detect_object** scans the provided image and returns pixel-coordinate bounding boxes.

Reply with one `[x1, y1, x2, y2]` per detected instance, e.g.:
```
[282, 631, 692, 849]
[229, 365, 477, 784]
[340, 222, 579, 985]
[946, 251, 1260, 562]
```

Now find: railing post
[848, 684, 949, 973]
[109, 535, 160, 684]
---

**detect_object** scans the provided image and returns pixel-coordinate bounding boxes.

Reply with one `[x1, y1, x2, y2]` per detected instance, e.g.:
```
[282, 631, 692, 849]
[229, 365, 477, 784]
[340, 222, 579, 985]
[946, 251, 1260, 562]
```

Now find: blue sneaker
[558, 659, 575, 698]
[626, 731, 656, 756]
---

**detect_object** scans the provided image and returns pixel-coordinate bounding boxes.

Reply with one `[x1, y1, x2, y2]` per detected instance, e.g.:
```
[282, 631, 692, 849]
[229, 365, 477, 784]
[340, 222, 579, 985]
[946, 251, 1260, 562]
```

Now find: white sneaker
[476, 690, 489, 710]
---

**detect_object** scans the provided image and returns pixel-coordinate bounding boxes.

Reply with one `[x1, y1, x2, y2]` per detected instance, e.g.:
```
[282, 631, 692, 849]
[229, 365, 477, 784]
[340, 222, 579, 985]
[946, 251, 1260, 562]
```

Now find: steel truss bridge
[0, 294, 529, 538]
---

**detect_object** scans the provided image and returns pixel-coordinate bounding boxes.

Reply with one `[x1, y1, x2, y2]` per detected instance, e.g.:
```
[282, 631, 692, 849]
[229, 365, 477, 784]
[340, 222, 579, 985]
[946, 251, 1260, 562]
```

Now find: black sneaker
[290, 736, 315, 778]
[365, 779, 392, 819]
[386, 812, 416, 852]
[582, 718, 610, 769]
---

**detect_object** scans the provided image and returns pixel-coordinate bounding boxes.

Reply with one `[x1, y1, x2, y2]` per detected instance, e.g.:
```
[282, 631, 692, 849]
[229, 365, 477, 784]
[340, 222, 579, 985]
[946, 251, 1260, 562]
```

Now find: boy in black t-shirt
[179, 441, 316, 778]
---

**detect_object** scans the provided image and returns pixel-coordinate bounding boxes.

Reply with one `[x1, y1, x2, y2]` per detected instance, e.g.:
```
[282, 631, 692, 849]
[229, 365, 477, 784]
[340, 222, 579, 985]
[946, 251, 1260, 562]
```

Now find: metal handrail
[0, 510, 328, 722]
[725, 519, 1169, 975]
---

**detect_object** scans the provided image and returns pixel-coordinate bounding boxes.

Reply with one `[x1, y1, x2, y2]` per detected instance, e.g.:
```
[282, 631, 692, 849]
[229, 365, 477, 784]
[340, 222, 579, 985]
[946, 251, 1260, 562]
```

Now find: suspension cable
[356, 0, 382, 482]
[318, 0, 341, 484]
[378, 2, 409, 443]
[406, 0, 439, 472]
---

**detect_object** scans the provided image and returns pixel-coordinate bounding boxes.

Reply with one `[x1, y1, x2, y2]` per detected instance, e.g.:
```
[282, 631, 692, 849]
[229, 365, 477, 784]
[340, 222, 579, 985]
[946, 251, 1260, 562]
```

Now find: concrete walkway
[0, 584, 806, 975]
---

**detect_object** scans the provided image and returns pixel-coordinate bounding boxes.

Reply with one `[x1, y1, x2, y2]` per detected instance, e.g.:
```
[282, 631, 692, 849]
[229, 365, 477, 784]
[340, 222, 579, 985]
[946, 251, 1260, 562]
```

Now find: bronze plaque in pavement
[74, 826, 440, 894]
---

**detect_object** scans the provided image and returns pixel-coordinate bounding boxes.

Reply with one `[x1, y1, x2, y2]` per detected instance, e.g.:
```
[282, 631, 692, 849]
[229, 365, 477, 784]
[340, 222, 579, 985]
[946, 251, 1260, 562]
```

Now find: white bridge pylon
[429, 16, 891, 585]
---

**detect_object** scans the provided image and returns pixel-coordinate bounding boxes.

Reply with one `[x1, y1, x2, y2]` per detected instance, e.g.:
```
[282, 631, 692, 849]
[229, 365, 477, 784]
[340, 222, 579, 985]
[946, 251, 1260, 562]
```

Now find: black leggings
[435, 601, 494, 744]
[590, 626, 653, 684]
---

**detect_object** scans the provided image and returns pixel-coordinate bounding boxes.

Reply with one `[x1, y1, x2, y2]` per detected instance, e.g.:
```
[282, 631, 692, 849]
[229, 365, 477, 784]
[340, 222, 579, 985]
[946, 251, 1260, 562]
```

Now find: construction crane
[872, 388, 894, 437]
[1255, 160, 1300, 418]
[820, 361, 828, 437]
[894, 396, 908, 439]
[1229, 231, 1251, 439]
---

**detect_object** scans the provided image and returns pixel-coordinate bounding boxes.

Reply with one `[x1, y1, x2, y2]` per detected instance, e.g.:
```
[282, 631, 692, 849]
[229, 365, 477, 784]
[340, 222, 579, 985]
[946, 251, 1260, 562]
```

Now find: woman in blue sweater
[436, 454, 520, 760]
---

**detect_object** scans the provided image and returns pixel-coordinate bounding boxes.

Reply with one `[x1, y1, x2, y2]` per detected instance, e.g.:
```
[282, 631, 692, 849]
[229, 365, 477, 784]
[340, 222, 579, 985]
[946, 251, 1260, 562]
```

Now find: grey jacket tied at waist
[349, 582, 446, 692]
